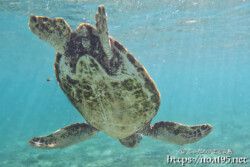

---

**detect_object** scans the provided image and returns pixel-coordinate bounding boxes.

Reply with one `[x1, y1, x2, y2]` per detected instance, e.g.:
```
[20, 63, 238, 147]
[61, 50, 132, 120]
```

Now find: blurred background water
[0, 0, 249, 166]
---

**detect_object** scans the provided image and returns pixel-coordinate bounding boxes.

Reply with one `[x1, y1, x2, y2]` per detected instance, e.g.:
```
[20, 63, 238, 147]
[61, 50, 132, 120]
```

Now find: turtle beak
[28, 14, 38, 33]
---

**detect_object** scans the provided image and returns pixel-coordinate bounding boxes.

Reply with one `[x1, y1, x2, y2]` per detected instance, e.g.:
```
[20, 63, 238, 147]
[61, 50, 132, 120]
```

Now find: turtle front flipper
[95, 5, 108, 35]
[119, 133, 142, 148]
[142, 121, 213, 145]
[28, 123, 99, 149]
[95, 5, 113, 60]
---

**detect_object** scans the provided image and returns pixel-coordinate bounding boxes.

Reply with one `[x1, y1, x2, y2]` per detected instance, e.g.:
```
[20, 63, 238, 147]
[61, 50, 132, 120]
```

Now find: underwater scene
[0, 0, 249, 166]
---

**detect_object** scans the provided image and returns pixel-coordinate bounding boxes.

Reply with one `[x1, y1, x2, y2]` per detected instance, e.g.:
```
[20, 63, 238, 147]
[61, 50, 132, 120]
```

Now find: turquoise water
[0, 0, 250, 166]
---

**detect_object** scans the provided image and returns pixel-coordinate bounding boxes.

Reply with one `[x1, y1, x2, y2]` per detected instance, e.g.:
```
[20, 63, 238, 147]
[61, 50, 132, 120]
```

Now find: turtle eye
[30, 15, 37, 22]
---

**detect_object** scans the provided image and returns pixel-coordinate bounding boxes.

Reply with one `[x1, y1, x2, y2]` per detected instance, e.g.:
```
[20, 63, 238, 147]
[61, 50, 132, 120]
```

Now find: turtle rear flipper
[142, 121, 213, 145]
[28, 123, 99, 149]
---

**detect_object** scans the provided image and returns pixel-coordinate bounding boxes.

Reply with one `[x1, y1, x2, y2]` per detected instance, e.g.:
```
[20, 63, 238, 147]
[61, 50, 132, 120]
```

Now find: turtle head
[29, 15, 71, 54]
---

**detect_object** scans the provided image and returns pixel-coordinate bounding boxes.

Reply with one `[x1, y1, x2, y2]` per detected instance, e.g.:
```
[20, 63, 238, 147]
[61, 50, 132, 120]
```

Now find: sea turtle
[28, 5, 212, 149]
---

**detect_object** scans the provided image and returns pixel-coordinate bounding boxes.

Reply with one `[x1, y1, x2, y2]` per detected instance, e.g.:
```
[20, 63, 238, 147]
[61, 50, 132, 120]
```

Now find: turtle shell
[55, 23, 160, 139]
